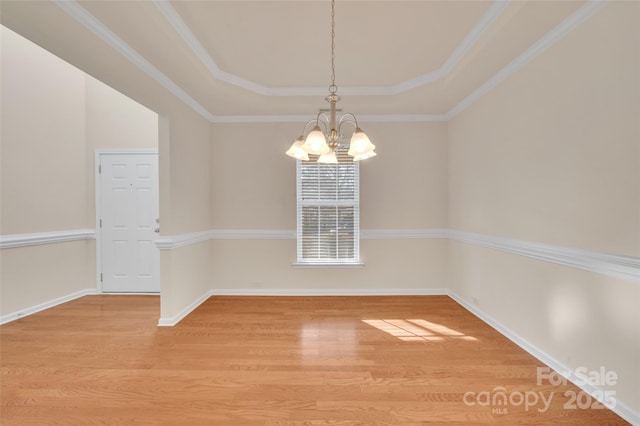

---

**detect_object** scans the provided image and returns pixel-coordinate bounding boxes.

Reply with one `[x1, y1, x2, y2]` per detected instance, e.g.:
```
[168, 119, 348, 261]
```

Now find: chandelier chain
[285, 0, 376, 162]
[329, 0, 336, 93]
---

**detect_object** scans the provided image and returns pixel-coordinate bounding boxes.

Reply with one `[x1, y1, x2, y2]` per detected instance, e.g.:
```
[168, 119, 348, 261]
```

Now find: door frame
[95, 150, 159, 293]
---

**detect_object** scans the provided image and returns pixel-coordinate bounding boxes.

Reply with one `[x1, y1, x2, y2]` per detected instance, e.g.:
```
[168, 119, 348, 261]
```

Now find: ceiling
[1, 0, 599, 122]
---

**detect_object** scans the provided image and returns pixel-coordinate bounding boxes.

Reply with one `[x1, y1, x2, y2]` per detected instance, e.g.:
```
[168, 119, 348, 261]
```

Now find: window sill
[292, 262, 365, 269]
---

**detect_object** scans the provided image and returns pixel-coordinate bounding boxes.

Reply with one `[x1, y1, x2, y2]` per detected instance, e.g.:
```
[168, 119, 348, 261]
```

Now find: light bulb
[353, 150, 377, 161]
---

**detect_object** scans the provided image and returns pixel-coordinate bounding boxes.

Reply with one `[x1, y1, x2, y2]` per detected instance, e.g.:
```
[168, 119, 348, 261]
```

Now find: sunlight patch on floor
[362, 319, 478, 342]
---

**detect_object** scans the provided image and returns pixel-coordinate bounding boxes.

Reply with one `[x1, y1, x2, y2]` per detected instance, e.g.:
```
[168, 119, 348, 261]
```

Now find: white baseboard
[210, 288, 448, 297]
[159, 284, 640, 426]
[156, 288, 447, 326]
[2, 285, 637, 423]
[0, 288, 99, 325]
[157, 290, 214, 326]
[447, 290, 640, 425]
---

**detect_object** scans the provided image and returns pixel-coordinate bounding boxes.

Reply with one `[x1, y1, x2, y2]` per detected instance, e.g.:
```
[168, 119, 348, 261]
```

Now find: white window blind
[296, 146, 359, 264]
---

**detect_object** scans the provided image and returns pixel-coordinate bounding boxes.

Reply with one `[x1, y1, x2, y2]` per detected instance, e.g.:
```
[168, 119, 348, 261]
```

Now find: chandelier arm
[301, 119, 318, 135]
[337, 113, 359, 133]
[286, 0, 374, 163]
[316, 111, 330, 123]
[313, 112, 330, 135]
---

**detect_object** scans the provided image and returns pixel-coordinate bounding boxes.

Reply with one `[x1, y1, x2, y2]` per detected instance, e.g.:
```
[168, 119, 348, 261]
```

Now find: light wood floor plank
[0, 295, 629, 425]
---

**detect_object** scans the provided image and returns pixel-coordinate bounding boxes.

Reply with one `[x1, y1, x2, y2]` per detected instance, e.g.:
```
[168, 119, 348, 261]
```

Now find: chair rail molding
[449, 230, 640, 283]
[155, 229, 296, 250]
[0, 229, 96, 249]
[361, 228, 448, 239]
[155, 228, 639, 283]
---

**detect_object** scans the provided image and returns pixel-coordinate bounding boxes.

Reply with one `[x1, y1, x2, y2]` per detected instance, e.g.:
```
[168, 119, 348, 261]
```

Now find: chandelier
[285, 0, 376, 164]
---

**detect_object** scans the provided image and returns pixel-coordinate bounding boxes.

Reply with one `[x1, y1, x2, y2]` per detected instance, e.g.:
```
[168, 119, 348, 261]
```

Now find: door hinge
[98, 164, 102, 174]
[99, 218, 102, 228]
[100, 273, 103, 282]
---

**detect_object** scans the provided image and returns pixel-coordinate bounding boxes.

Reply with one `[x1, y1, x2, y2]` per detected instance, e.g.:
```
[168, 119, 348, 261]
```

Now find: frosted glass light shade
[347, 128, 375, 156]
[285, 136, 309, 160]
[302, 126, 330, 155]
[318, 151, 338, 164]
[353, 150, 377, 161]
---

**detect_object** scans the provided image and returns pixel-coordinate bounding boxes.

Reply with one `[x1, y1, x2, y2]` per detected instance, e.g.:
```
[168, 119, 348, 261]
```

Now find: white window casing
[295, 147, 360, 265]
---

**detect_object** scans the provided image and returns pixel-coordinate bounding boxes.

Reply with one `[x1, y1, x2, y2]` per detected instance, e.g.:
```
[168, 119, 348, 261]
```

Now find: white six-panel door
[98, 153, 159, 293]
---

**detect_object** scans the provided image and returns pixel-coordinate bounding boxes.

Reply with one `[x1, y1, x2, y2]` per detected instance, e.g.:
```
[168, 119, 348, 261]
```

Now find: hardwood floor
[0, 295, 629, 425]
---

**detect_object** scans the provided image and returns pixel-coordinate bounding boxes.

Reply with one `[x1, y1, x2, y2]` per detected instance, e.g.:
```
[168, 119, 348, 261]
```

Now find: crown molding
[0, 229, 96, 249]
[210, 114, 448, 124]
[390, 0, 509, 95]
[56, 0, 609, 123]
[53, 0, 215, 122]
[152, 0, 273, 97]
[153, 0, 508, 97]
[446, 0, 610, 119]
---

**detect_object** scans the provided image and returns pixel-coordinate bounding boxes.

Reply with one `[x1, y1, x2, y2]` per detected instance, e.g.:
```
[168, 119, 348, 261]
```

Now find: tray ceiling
[0, 1, 598, 120]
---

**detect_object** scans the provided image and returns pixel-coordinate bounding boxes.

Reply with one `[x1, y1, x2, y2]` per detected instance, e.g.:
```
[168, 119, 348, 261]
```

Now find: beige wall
[157, 102, 212, 320]
[1, 26, 88, 235]
[85, 75, 159, 151]
[85, 75, 159, 226]
[359, 122, 448, 229]
[448, 2, 639, 256]
[449, 241, 639, 409]
[160, 242, 211, 320]
[0, 24, 213, 321]
[210, 122, 298, 230]
[0, 27, 160, 316]
[211, 122, 447, 230]
[210, 239, 446, 292]
[447, 1, 639, 413]
[2, 3, 638, 416]
[1, 27, 90, 316]
[163, 104, 211, 236]
[1, 242, 95, 315]
[209, 121, 448, 291]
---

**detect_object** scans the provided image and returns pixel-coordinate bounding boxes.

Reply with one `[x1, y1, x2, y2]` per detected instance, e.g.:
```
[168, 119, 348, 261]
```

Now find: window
[296, 146, 360, 265]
